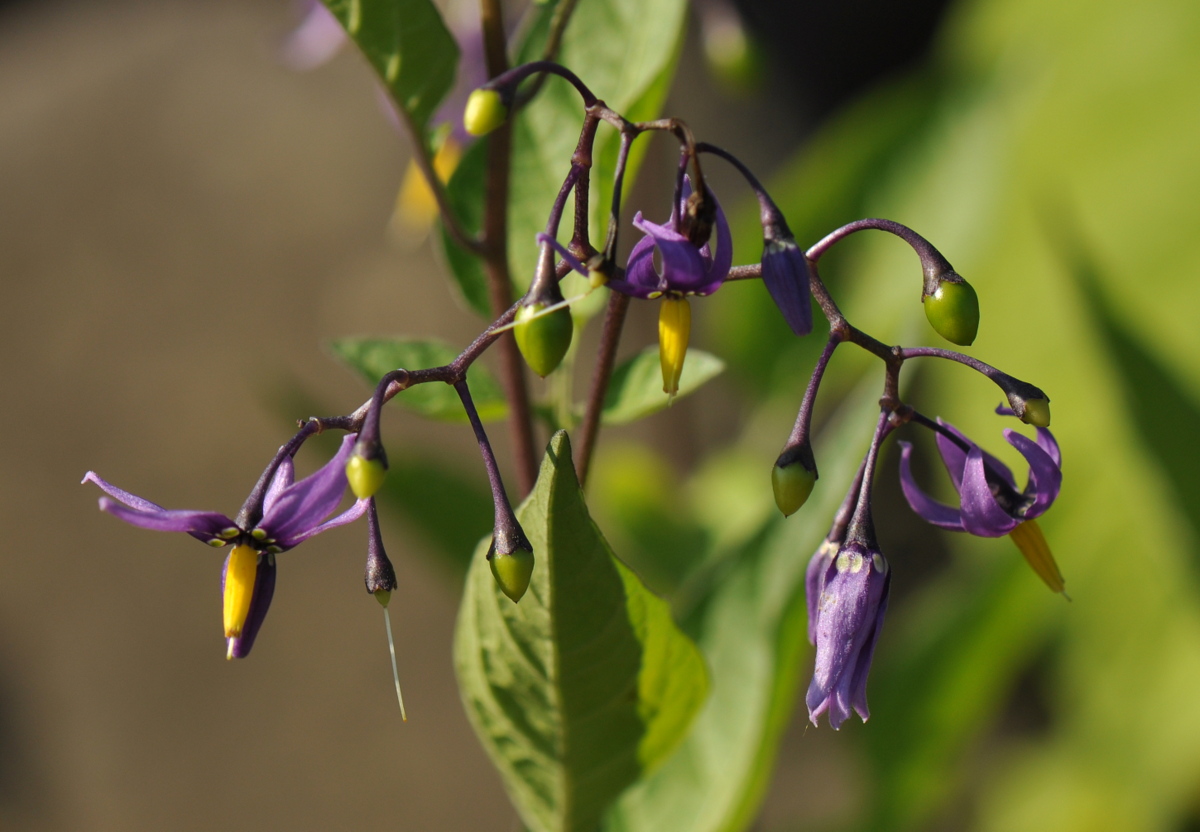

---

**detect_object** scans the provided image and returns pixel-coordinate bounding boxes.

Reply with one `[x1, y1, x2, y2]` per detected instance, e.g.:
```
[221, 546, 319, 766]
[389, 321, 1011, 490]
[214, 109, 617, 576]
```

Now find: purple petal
[761, 240, 813, 336]
[632, 213, 711, 295]
[278, 498, 369, 548]
[82, 471, 166, 512]
[97, 498, 236, 539]
[263, 456, 295, 518]
[612, 232, 667, 298]
[1005, 429, 1062, 519]
[280, 0, 346, 71]
[226, 554, 277, 659]
[935, 420, 1015, 491]
[535, 233, 589, 277]
[847, 571, 889, 722]
[703, 192, 733, 287]
[1035, 427, 1061, 468]
[958, 448, 1020, 536]
[805, 541, 836, 644]
[258, 434, 357, 545]
[897, 442, 964, 530]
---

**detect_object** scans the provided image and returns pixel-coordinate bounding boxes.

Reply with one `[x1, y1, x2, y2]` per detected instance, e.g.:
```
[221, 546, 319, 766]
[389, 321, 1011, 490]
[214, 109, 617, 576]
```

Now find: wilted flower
[83, 434, 368, 657]
[898, 409, 1065, 592]
[805, 539, 890, 729]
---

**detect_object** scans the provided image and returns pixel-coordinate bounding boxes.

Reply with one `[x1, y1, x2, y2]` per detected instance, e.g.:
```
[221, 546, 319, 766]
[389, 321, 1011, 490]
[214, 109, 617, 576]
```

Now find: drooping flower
[83, 434, 368, 657]
[610, 179, 732, 300]
[805, 539, 891, 729]
[898, 408, 1065, 592]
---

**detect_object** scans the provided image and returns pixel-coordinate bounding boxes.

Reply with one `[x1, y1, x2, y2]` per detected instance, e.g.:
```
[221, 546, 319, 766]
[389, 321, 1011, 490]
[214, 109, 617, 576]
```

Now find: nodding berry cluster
[83, 61, 1062, 728]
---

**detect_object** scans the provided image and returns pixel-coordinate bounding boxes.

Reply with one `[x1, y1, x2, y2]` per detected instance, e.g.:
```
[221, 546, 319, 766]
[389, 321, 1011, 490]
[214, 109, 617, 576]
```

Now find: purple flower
[83, 434, 368, 657]
[898, 409, 1066, 592]
[609, 180, 733, 299]
[805, 540, 890, 729]
[898, 411, 1061, 536]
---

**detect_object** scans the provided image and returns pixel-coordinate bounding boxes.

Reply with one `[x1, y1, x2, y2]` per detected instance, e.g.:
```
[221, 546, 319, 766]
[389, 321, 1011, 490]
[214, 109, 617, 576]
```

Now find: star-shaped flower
[83, 434, 368, 657]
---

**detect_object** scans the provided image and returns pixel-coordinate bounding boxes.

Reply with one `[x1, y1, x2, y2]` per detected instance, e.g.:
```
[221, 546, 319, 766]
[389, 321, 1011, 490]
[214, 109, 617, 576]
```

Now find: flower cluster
[80, 53, 1062, 736]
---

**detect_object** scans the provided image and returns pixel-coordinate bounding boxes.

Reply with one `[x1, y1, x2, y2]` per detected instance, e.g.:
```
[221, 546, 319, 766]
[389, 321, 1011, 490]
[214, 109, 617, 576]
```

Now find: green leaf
[455, 431, 709, 832]
[606, 380, 882, 832]
[321, 0, 458, 127]
[328, 337, 506, 423]
[440, 0, 688, 317]
[601, 347, 725, 426]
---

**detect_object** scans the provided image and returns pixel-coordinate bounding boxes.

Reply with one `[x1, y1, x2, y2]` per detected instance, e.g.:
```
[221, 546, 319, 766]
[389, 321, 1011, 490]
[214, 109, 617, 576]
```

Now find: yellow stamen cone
[223, 544, 259, 639]
[1009, 519, 1066, 594]
[658, 297, 691, 398]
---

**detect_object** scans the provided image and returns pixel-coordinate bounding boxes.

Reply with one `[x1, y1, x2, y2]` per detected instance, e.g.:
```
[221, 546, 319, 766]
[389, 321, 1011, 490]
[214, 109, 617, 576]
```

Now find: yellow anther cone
[223, 544, 259, 638]
[658, 297, 691, 398]
[1009, 519, 1066, 594]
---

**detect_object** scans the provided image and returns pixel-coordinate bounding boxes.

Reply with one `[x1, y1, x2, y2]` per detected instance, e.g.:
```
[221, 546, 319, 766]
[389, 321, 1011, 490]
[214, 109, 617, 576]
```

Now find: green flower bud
[1021, 397, 1051, 427]
[489, 546, 535, 603]
[923, 276, 980, 346]
[346, 454, 388, 499]
[514, 302, 573, 378]
[772, 459, 817, 517]
[463, 89, 508, 137]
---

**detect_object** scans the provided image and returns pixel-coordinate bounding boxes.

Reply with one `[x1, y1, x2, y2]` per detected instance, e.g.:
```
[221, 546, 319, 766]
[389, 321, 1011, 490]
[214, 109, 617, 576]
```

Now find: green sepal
[924, 278, 980, 346]
[514, 303, 573, 378]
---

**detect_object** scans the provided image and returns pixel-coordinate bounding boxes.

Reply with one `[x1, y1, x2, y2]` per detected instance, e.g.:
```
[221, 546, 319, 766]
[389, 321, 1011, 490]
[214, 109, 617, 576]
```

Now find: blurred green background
[2, 0, 1199, 829]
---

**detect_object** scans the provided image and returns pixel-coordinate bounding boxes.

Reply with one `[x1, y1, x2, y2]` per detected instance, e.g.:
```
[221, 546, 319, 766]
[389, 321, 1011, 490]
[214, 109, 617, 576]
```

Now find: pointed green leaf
[455, 432, 708, 832]
[601, 347, 725, 426]
[328, 337, 507, 423]
[321, 0, 458, 127]
[605, 380, 882, 832]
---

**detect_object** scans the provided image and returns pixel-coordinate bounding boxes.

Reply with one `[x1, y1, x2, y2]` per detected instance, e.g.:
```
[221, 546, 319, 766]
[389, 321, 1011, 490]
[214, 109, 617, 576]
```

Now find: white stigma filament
[383, 606, 407, 722]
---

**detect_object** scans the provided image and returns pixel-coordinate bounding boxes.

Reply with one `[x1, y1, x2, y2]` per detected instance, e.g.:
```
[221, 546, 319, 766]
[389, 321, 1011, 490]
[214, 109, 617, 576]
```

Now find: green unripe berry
[514, 303, 573, 378]
[923, 278, 980, 346]
[772, 461, 816, 517]
[346, 454, 388, 499]
[1021, 397, 1051, 427]
[489, 547, 535, 603]
[373, 589, 391, 608]
[463, 89, 508, 136]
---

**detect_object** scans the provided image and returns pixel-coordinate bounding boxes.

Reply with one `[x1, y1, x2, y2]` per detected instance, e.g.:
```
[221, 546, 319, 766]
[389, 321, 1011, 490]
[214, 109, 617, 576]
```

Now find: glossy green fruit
[772, 461, 816, 517]
[345, 454, 388, 499]
[463, 89, 507, 136]
[514, 303, 573, 378]
[924, 279, 980, 346]
[489, 547, 535, 603]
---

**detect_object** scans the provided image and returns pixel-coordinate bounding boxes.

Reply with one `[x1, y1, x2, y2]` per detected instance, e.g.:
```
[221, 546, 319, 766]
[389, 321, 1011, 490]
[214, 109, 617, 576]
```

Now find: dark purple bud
[761, 236, 813, 336]
[364, 500, 398, 605]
